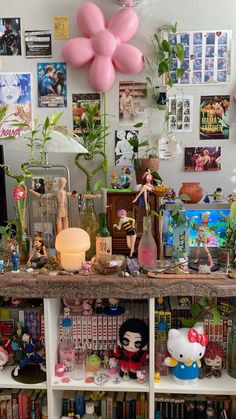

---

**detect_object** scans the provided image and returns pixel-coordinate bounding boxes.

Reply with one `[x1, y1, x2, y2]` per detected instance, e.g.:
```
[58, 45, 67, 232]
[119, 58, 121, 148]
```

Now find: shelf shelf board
[0, 272, 235, 298]
[154, 371, 236, 395]
[0, 366, 47, 389]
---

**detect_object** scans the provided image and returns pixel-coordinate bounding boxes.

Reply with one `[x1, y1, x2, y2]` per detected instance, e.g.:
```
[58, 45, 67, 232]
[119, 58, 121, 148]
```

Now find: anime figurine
[201, 342, 224, 379]
[82, 299, 93, 316]
[213, 187, 223, 202]
[79, 261, 92, 276]
[164, 326, 208, 385]
[0, 347, 8, 370]
[13, 333, 46, 377]
[111, 167, 132, 190]
[103, 298, 124, 316]
[194, 212, 214, 269]
[0, 260, 4, 274]
[114, 318, 149, 380]
[132, 168, 154, 210]
[108, 357, 119, 374]
[137, 369, 146, 384]
[113, 209, 137, 257]
[95, 298, 103, 314]
[27, 235, 47, 269]
[11, 248, 20, 272]
[111, 172, 120, 189]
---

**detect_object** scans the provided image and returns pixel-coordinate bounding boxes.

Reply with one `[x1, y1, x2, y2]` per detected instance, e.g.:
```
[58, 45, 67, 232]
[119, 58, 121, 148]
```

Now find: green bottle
[96, 188, 112, 255]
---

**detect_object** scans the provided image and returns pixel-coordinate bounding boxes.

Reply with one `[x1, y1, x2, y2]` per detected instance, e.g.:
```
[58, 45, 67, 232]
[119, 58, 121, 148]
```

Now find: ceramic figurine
[137, 369, 146, 384]
[13, 333, 46, 377]
[201, 342, 224, 379]
[164, 326, 208, 385]
[79, 261, 92, 276]
[27, 235, 47, 269]
[111, 167, 132, 190]
[132, 168, 155, 210]
[213, 187, 223, 202]
[103, 298, 124, 316]
[108, 357, 119, 374]
[194, 212, 214, 269]
[0, 346, 8, 370]
[82, 299, 93, 316]
[114, 318, 148, 379]
[11, 248, 20, 272]
[95, 298, 103, 314]
[113, 209, 137, 257]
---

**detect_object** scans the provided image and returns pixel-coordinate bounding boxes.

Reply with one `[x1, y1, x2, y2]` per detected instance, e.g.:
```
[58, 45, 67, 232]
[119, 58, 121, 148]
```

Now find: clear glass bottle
[59, 308, 75, 372]
[155, 321, 169, 376]
[138, 216, 157, 270]
[70, 348, 86, 380]
[82, 402, 98, 419]
[227, 311, 236, 378]
[79, 198, 99, 260]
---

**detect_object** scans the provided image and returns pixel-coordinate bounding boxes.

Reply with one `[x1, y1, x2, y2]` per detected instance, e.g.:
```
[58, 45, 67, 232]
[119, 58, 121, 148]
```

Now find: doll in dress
[132, 168, 154, 210]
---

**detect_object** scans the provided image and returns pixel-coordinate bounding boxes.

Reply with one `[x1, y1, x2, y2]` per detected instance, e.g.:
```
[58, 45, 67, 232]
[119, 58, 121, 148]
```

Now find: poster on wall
[115, 130, 139, 166]
[72, 93, 100, 135]
[200, 95, 230, 140]
[119, 81, 147, 126]
[53, 16, 69, 39]
[0, 18, 21, 55]
[0, 72, 32, 138]
[168, 30, 231, 84]
[184, 147, 221, 171]
[37, 62, 67, 108]
[168, 96, 193, 132]
[25, 30, 52, 57]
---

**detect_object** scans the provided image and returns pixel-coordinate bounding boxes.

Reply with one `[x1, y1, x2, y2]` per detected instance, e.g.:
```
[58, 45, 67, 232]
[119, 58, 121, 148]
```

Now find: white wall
[1, 0, 236, 221]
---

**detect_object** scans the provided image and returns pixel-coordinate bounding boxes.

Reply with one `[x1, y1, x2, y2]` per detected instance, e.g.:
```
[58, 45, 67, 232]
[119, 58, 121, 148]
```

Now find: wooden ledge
[0, 272, 235, 299]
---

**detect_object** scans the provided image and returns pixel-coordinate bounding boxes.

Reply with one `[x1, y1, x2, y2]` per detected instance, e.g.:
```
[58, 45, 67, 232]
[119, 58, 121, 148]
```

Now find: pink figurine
[137, 369, 146, 384]
[82, 300, 93, 316]
[108, 357, 119, 374]
[133, 168, 155, 210]
[79, 261, 92, 276]
[113, 209, 137, 257]
[0, 346, 8, 370]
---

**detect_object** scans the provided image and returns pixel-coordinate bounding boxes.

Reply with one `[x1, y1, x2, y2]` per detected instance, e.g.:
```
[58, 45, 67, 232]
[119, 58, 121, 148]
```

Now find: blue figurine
[0, 259, 4, 274]
[11, 248, 20, 272]
[13, 333, 46, 377]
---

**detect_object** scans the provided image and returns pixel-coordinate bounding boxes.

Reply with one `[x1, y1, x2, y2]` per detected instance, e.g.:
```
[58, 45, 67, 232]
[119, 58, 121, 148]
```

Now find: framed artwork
[119, 81, 147, 126]
[184, 147, 221, 172]
[115, 130, 138, 166]
[0, 18, 21, 56]
[37, 62, 67, 108]
[168, 30, 231, 84]
[72, 93, 100, 135]
[25, 30, 52, 57]
[200, 95, 230, 140]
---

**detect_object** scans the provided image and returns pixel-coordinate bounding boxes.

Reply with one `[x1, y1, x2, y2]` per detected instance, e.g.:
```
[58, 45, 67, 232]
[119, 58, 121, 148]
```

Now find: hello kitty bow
[188, 329, 208, 346]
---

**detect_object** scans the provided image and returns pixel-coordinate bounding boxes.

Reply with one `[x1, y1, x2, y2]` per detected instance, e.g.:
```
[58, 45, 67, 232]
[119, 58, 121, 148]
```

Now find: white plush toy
[164, 326, 208, 385]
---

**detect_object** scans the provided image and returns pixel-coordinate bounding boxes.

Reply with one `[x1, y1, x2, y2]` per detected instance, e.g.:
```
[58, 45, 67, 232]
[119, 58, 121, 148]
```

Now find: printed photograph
[38, 62, 67, 108]
[72, 93, 100, 135]
[0, 18, 21, 55]
[25, 30, 52, 57]
[168, 96, 193, 132]
[53, 16, 69, 39]
[115, 130, 138, 166]
[184, 147, 221, 171]
[0, 72, 32, 138]
[200, 95, 230, 140]
[119, 81, 147, 126]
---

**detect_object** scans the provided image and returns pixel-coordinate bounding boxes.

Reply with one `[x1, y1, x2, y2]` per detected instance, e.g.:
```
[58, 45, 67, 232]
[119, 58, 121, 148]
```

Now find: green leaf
[158, 61, 169, 76]
[146, 76, 152, 85]
[178, 194, 191, 201]
[161, 39, 170, 52]
[171, 22, 177, 33]
[198, 297, 209, 307]
[174, 43, 185, 61]
[93, 179, 103, 192]
[211, 308, 221, 326]
[180, 318, 195, 328]
[167, 78, 174, 88]
[156, 104, 166, 111]
[176, 67, 185, 78]
[190, 303, 203, 318]
[152, 171, 162, 182]
[133, 122, 144, 128]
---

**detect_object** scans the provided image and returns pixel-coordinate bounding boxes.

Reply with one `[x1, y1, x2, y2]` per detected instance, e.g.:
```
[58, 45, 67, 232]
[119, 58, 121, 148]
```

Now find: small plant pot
[134, 158, 160, 185]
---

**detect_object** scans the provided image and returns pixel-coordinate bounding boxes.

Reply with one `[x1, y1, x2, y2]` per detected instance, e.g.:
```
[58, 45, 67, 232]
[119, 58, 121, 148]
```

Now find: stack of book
[0, 388, 46, 419]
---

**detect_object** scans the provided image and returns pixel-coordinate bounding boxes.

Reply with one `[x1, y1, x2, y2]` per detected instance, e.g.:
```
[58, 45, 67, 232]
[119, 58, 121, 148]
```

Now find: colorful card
[37, 62, 67, 107]
[200, 95, 230, 140]
[184, 147, 221, 171]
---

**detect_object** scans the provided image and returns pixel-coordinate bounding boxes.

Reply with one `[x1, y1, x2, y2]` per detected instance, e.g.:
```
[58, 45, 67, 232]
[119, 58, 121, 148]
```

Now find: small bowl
[91, 254, 126, 275]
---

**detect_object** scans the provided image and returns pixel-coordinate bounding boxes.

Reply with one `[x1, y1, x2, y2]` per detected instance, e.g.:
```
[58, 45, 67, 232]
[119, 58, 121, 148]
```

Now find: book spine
[97, 315, 103, 351]
[82, 316, 87, 348]
[112, 316, 117, 348]
[107, 316, 113, 349]
[103, 316, 108, 350]
[87, 315, 92, 350]
[106, 397, 113, 419]
[77, 315, 82, 348]
[72, 315, 77, 349]
[92, 316, 98, 350]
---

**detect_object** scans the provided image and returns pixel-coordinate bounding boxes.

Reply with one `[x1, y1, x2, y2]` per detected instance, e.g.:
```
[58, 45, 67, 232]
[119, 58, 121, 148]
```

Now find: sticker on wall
[119, 81, 147, 126]
[200, 95, 230, 140]
[184, 147, 221, 172]
[72, 93, 100, 135]
[37, 62, 67, 108]
[115, 130, 138, 166]
[0, 72, 32, 138]
[0, 18, 21, 56]
[168, 96, 193, 132]
[168, 30, 231, 84]
[25, 30, 52, 58]
[53, 16, 69, 39]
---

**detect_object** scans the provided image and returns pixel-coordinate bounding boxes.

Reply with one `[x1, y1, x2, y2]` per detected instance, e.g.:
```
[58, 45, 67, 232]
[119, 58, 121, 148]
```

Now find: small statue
[103, 298, 124, 316]
[194, 212, 214, 269]
[95, 298, 103, 314]
[11, 248, 20, 272]
[108, 357, 119, 374]
[0, 346, 9, 370]
[82, 299, 93, 316]
[0, 260, 4, 274]
[113, 209, 137, 257]
[13, 333, 46, 377]
[132, 168, 155, 210]
[164, 326, 208, 385]
[137, 369, 146, 384]
[79, 261, 92, 276]
[111, 167, 132, 190]
[200, 342, 224, 379]
[27, 235, 47, 269]
[213, 187, 223, 202]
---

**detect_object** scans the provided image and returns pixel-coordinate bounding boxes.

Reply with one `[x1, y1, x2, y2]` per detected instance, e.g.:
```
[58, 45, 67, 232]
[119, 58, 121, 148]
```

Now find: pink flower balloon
[62, 2, 144, 92]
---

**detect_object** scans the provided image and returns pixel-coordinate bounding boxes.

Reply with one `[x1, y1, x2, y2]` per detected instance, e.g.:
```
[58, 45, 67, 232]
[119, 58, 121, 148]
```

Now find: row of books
[59, 302, 148, 351]
[0, 388, 47, 419]
[155, 393, 233, 419]
[62, 390, 148, 419]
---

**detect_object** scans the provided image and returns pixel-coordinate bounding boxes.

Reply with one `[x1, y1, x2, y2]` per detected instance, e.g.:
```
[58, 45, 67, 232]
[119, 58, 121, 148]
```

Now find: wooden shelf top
[0, 272, 235, 299]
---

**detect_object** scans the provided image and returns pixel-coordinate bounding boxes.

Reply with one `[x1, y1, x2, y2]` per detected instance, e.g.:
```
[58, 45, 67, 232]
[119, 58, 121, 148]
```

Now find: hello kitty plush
[164, 326, 208, 385]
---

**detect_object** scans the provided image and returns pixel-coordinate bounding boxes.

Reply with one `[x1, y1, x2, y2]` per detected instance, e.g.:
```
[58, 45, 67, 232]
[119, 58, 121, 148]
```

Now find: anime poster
[72, 93, 100, 135]
[0, 72, 32, 138]
[200, 95, 230, 140]
[0, 18, 21, 56]
[168, 96, 193, 132]
[25, 30, 52, 57]
[53, 16, 69, 39]
[115, 130, 138, 166]
[37, 62, 67, 108]
[168, 30, 231, 84]
[184, 147, 221, 172]
[119, 81, 147, 126]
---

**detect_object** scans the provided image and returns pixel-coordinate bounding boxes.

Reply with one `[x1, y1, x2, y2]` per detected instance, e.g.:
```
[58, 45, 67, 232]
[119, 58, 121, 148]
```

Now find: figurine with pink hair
[113, 209, 136, 257]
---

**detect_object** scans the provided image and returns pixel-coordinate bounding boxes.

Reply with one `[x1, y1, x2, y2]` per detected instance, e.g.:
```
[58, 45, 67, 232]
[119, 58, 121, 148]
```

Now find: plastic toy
[79, 261, 92, 276]
[82, 300, 93, 316]
[114, 318, 148, 379]
[11, 248, 20, 272]
[27, 235, 47, 269]
[201, 342, 224, 379]
[193, 212, 214, 269]
[62, 2, 143, 92]
[164, 326, 208, 385]
[0, 260, 4, 274]
[13, 333, 46, 377]
[111, 167, 132, 189]
[132, 168, 154, 209]
[137, 369, 146, 384]
[113, 209, 137, 257]
[108, 357, 119, 374]
[103, 298, 124, 316]
[0, 346, 9, 370]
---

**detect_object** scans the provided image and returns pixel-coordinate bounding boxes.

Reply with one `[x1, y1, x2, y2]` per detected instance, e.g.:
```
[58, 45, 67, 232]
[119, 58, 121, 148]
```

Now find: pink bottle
[138, 216, 157, 270]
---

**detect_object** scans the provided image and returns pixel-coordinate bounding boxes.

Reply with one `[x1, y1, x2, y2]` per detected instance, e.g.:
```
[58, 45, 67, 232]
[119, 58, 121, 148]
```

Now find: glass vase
[138, 216, 157, 270]
[79, 198, 99, 260]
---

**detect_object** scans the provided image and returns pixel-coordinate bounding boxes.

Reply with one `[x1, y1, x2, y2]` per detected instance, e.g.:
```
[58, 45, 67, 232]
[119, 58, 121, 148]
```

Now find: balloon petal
[108, 9, 139, 42]
[89, 57, 116, 92]
[113, 44, 144, 74]
[62, 38, 94, 67]
[77, 2, 105, 37]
